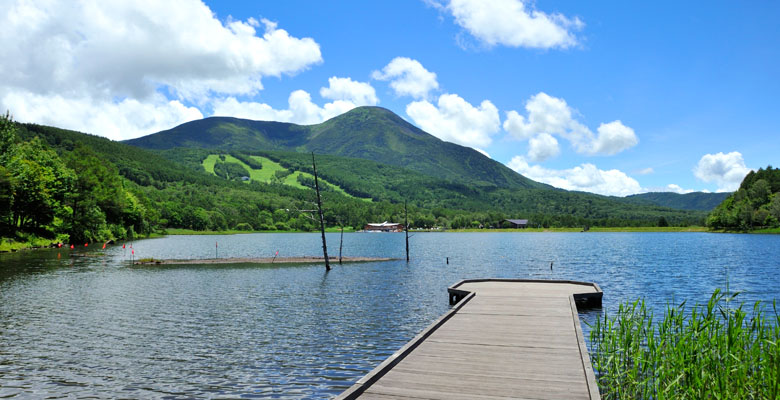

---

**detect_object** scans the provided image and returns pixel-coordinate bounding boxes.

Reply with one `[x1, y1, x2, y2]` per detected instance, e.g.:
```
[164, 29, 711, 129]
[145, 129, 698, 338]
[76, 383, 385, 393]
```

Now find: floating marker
[84, 243, 88, 247]
[57, 243, 62, 248]
[102, 243, 106, 249]
[70, 244, 74, 249]
[122, 243, 126, 249]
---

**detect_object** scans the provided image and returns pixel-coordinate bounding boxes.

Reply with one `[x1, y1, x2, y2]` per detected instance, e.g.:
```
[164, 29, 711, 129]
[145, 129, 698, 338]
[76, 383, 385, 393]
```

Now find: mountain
[622, 192, 731, 211]
[13, 121, 709, 231]
[125, 106, 546, 190]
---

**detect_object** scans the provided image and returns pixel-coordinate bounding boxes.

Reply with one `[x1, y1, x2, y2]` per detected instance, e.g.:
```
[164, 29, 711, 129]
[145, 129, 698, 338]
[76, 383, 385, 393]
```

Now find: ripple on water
[1, 232, 779, 398]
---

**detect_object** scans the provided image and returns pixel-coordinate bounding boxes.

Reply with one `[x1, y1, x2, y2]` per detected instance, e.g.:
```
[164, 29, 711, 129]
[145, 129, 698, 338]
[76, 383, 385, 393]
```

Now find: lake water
[1, 232, 779, 398]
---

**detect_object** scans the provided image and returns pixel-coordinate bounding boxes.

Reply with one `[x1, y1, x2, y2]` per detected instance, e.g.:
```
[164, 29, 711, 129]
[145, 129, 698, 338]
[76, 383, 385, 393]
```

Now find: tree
[6, 137, 73, 231]
[65, 146, 124, 242]
[657, 216, 669, 227]
[0, 111, 17, 161]
[749, 179, 771, 207]
[0, 165, 14, 232]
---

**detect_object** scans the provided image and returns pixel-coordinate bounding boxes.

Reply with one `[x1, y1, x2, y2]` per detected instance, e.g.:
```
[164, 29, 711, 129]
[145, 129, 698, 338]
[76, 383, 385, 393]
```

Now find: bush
[234, 222, 253, 231]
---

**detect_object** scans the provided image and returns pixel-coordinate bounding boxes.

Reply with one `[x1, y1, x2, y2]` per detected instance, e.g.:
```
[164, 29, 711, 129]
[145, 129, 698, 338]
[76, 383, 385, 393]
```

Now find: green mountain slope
[9, 122, 709, 234]
[125, 106, 546, 189]
[622, 192, 731, 211]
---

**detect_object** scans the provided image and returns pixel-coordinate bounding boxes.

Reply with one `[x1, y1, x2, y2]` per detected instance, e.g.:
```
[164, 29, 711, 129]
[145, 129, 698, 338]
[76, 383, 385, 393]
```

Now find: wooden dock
[338, 279, 602, 400]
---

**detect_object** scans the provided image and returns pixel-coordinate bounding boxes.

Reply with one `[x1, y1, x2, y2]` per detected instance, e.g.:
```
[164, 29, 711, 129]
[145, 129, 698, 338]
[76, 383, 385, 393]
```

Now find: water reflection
[1, 232, 779, 398]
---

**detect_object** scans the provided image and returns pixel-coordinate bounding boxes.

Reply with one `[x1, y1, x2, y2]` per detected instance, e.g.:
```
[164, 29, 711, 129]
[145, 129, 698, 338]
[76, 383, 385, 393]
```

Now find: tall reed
[589, 289, 780, 399]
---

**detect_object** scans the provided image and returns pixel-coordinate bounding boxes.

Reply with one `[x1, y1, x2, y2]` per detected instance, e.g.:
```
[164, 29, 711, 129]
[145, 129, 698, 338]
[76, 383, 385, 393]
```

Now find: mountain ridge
[125, 106, 547, 190]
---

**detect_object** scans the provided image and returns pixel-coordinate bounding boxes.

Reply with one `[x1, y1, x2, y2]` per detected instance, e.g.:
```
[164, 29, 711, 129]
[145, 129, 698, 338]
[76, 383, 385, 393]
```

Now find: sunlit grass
[201, 154, 369, 200]
[589, 289, 780, 399]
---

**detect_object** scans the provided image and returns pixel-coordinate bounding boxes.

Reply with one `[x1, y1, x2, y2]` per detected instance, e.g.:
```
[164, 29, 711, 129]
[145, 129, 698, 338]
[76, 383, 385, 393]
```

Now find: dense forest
[0, 113, 155, 244]
[0, 113, 720, 248]
[706, 166, 780, 230]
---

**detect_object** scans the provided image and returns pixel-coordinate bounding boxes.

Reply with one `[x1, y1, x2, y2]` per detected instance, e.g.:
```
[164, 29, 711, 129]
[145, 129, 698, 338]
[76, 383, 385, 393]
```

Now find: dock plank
[338, 279, 602, 400]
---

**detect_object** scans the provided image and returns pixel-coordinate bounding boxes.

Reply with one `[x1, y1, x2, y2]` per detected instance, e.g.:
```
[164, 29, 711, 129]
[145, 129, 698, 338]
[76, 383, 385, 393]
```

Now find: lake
[1, 232, 779, 398]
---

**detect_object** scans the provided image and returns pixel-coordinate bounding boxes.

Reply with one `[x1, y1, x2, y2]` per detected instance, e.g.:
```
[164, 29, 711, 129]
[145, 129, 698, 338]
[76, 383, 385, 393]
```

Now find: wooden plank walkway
[338, 279, 602, 400]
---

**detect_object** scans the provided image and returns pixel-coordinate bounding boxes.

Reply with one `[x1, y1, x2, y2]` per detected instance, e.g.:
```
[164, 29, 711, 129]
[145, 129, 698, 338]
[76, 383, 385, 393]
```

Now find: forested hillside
[1, 112, 713, 249]
[706, 166, 780, 230]
[127, 106, 545, 190]
[622, 192, 730, 211]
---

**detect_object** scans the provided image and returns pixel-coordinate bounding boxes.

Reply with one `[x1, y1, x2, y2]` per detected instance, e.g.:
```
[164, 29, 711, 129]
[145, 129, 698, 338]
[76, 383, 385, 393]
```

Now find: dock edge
[337, 278, 603, 399]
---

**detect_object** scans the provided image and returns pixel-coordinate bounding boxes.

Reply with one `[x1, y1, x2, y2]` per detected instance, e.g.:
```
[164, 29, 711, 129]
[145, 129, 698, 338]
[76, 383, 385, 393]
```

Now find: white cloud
[527, 133, 559, 162]
[0, 0, 322, 139]
[665, 184, 695, 194]
[2, 91, 202, 141]
[637, 167, 655, 175]
[693, 151, 751, 192]
[507, 156, 643, 196]
[473, 148, 491, 158]
[212, 90, 355, 125]
[406, 93, 500, 148]
[503, 92, 638, 159]
[319, 77, 378, 106]
[372, 57, 439, 99]
[442, 0, 583, 49]
[592, 121, 638, 156]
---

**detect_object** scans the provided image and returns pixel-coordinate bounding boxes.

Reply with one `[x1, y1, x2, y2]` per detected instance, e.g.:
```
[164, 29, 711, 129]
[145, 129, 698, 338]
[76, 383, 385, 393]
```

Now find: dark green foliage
[63, 145, 153, 242]
[740, 165, 780, 193]
[0, 115, 157, 243]
[273, 169, 292, 181]
[707, 166, 780, 230]
[213, 161, 249, 181]
[230, 152, 263, 170]
[0, 111, 16, 161]
[5, 136, 74, 231]
[296, 173, 334, 192]
[623, 191, 730, 211]
[0, 165, 14, 233]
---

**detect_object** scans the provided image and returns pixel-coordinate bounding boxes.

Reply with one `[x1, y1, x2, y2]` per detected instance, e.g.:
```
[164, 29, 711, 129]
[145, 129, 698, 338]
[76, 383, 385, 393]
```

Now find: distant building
[505, 219, 528, 229]
[364, 221, 404, 232]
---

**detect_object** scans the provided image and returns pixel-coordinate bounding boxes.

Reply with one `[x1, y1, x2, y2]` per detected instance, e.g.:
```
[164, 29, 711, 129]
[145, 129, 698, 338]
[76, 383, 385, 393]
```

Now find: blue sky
[1, 1, 778, 196]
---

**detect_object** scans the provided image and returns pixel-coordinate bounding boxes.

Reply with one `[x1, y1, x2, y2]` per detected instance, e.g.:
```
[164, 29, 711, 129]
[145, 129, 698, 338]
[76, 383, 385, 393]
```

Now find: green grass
[0, 234, 64, 252]
[201, 154, 370, 200]
[248, 155, 291, 183]
[202, 154, 219, 174]
[752, 227, 780, 234]
[589, 289, 780, 399]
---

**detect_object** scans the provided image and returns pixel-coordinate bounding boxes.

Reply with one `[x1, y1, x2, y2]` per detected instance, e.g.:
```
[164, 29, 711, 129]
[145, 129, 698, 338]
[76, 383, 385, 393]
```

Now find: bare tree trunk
[312, 152, 330, 271]
[405, 200, 409, 262]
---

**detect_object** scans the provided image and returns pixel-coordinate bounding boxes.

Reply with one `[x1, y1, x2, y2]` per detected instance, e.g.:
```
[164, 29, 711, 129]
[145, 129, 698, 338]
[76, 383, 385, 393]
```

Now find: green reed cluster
[589, 289, 780, 399]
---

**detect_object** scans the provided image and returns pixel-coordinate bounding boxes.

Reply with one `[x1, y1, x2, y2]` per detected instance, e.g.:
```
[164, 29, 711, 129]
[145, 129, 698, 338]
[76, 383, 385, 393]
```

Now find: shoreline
[160, 226, 711, 235]
[132, 256, 396, 265]
[4, 226, 778, 254]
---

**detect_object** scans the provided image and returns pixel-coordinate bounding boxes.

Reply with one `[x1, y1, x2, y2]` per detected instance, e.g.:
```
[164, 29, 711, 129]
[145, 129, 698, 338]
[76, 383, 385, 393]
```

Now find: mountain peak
[126, 107, 546, 189]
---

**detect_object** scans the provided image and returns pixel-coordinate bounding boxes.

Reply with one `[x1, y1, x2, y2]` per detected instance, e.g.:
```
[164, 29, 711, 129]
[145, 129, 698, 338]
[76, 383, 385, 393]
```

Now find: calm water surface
[1, 232, 779, 398]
